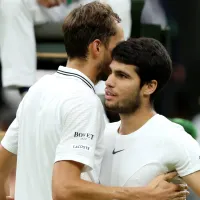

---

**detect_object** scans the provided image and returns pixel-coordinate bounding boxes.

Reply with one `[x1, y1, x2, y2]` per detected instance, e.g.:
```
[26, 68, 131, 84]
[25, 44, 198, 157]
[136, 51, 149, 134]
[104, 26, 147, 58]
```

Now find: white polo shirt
[100, 114, 200, 187]
[1, 66, 105, 200]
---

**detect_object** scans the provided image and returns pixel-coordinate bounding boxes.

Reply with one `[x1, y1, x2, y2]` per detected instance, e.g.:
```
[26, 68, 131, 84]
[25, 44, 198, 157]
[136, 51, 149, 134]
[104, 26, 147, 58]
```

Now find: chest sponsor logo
[74, 132, 94, 140]
[72, 144, 91, 151]
[112, 148, 125, 155]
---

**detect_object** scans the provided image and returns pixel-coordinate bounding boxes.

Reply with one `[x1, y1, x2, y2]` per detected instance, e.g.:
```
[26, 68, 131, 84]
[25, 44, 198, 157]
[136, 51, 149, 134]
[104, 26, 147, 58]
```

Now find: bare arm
[182, 171, 200, 196]
[52, 161, 188, 200]
[0, 145, 16, 200]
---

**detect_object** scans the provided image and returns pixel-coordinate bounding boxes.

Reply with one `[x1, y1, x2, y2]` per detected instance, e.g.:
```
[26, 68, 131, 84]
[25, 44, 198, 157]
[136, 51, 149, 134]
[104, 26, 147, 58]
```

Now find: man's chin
[105, 104, 119, 113]
[105, 103, 137, 114]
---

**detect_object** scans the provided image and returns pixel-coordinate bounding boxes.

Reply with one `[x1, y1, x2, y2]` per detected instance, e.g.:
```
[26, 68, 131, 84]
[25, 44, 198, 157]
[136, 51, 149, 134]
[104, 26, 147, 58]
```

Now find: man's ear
[142, 80, 158, 96]
[89, 39, 102, 58]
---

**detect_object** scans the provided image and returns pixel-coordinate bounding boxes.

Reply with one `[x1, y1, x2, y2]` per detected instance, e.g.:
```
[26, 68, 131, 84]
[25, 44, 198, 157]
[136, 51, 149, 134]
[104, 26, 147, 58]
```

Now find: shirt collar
[56, 66, 95, 93]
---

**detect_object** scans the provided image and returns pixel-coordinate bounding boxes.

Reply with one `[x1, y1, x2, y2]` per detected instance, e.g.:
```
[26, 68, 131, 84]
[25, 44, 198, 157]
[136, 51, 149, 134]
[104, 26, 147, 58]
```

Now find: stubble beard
[105, 92, 141, 114]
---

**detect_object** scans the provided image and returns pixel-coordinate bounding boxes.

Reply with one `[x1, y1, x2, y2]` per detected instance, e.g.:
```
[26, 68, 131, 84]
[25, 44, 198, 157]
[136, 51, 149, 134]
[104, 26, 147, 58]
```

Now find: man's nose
[106, 73, 116, 88]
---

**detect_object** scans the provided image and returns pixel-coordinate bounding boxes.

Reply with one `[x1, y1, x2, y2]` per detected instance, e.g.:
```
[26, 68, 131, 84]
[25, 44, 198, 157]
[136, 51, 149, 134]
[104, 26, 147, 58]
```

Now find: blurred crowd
[0, 0, 200, 199]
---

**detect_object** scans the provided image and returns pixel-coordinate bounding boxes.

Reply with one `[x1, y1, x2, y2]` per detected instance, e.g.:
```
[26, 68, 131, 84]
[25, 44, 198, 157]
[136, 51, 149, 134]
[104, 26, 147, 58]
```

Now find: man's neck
[66, 58, 97, 84]
[119, 106, 156, 135]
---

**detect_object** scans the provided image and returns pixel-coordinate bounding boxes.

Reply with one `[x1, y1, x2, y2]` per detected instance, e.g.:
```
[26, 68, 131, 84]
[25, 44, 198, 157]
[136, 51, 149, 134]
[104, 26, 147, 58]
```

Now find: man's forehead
[116, 23, 124, 39]
[110, 60, 138, 74]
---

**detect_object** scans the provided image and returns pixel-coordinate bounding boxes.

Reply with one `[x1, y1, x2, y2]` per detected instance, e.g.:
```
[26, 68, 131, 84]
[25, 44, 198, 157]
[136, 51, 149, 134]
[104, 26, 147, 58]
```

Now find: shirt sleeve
[171, 130, 200, 177]
[55, 95, 105, 172]
[1, 118, 19, 155]
[1, 100, 23, 155]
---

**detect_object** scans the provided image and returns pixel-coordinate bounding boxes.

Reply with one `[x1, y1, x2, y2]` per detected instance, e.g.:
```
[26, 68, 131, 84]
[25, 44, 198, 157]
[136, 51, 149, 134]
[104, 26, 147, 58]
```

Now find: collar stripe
[57, 70, 95, 92]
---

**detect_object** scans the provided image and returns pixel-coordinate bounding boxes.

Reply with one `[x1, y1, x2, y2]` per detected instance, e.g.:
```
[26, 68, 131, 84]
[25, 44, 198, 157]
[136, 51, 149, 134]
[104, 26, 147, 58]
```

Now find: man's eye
[118, 73, 128, 78]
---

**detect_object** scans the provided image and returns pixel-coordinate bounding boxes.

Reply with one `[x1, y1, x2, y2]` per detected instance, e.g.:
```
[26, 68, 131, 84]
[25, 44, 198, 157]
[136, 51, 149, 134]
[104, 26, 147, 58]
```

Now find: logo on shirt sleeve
[74, 132, 94, 140]
[72, 144, 92, 151]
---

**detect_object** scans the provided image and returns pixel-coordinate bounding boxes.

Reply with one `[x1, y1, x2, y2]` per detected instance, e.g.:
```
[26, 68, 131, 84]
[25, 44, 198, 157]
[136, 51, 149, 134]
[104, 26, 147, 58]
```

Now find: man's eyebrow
[113, 70, 132, 77]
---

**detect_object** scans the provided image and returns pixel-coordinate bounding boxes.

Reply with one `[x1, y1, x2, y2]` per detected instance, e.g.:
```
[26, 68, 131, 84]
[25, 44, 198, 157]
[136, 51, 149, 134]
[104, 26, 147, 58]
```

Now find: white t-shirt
[1, 66, 105, 200]
[100, 114, 200, 187]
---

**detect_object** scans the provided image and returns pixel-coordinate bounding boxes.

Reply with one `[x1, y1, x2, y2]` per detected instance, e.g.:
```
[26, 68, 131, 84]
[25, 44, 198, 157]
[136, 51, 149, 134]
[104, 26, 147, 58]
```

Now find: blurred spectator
[0, 0, 96, 98]
[0, 0, 96, 130]
[141, 0, 167, 30]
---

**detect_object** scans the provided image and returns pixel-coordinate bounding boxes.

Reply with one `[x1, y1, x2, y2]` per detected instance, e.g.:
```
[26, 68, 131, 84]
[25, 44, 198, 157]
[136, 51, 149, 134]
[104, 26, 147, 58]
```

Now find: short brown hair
[62, 1, 121, 59]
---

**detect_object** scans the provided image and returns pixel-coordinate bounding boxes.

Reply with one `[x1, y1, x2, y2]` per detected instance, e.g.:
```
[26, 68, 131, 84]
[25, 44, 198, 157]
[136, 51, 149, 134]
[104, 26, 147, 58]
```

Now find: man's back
[2, 67, 105, 200]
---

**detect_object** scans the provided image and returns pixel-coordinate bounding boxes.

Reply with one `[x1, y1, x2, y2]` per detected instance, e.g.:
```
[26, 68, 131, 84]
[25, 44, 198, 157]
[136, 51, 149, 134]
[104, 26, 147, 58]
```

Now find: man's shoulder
[156, 115, 194, 144]
[146, 115, 189, 142]
[152, 115, 184, 132]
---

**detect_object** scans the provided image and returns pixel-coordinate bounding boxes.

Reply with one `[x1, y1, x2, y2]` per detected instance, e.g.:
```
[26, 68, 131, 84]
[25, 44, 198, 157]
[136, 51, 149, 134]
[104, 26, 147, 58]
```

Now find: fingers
[168, 183, 188, 192]
[175, 184, 188, 191]
[148, 173, 171, 189]
[164, 171, 178, 181]
[173, 198, 186, 200]
[172, 190, 189, 199]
